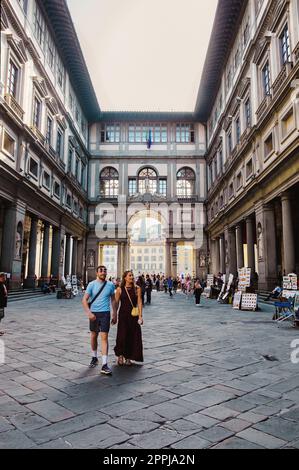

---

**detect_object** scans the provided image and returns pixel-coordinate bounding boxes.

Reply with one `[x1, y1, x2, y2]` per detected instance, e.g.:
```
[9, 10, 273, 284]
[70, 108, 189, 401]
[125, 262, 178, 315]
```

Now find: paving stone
[62, 424, 129, 448]
[26, 411, 109, 444]
[212, 437, 265, 449]
[238, 411, 268, 424]
[0, 397, 27, 418]
[220, 418, 252, 433]
[99, 400, 148, 418]
[237, 428, 286, 449]
[129, 428, 184, 449]
[184, 413, 220, 429]
[58, 389, 136, 414]
[171, 435, 211, 449]
[225, 398, 256, 413]
[108, 418, 159, 435]
[0, 429, 36, 449]
[9, 413, 50, 432]
[181, 388, 235, 408]
[254, 417, 299, 441]
[200, 405, 239, 420]
[0, 417, 14, 433]
[27, 371, 56, 381]
[197, 426, 234, 443]
[136, 391, 177, 406]
[26, 400, 75, 423]
[120, 409, 166, 423]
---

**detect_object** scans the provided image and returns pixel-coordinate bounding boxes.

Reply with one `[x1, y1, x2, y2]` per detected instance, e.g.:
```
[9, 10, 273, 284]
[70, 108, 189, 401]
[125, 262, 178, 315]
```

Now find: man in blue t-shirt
[82, 265, 117, 375]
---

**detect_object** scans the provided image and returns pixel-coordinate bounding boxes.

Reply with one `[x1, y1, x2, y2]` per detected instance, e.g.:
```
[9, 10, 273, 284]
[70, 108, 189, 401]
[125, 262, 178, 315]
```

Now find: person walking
[114, 270, 143, 366]
[194, 279, 203, 307]
[168, 276, 173, 297]
[145, 274, 153, 304]
[173, 277, 178, 295]
[0, 273, 8, 336]
[136, 275, 145, 306]
[82, 265, 117, 375]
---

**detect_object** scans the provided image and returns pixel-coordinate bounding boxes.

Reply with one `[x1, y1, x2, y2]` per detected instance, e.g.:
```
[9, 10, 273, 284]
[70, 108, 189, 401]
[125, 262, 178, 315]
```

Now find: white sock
[92, 351, 98, 358]
[102, 355, 108, 365]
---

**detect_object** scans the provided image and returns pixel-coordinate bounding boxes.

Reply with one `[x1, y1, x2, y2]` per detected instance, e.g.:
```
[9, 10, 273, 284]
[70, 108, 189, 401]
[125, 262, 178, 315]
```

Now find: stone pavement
[0, 291, 299, 449]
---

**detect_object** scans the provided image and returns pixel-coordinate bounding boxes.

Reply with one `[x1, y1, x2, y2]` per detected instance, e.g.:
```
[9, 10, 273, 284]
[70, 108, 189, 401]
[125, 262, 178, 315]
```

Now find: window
[234, 48, 241, 70]
[34, 5, 44, 46]
[3, 131, 15, 157]
[100, 124, 120, 143]
[29, 158, 38, 178]
[100, 167, 119, 198]
[46, 116, 53, 145]
[280, 24, 291, 65]
[159, 179, 167, 197]
[57, 56, 64, 90]
[68, 146, 73, 172]
[235, 116, 241, 144]
[229, 182, 234, 199]
[281, 108, 294, 138]
[129, 179, 137, 196]
[53, 182, 60, 198]
[75, 157, 80, 180]
[236, 172, 242, 189]
[69, 93, 74, 112]
[176, 124, 195, 143]
[245, 98, 251, 127]
[18, 0, 28, 12]
[264, 133, 274, 158]
[218, 148, 223, 173]
[33, 96, 41, 129]
[66, 194, 72, 208]
[56, 128, 64, 159]
[243, 21, 250, 47]
[47, 33, 55, 69]
[43, 171, 50, 189]
[176, 167, 195, 197]
[81, 164, 86, 186]
[246, 159, 253, 179]
[138, 168, 157, 194]
[8, 61, 19, 98]
[262, 61, 271, 96]
[227, 131, 233, 155]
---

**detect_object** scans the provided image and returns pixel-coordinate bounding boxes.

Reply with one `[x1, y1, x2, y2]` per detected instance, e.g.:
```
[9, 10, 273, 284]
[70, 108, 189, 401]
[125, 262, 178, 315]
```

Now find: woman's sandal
[117, 356, 124, 366]
[125, 359, 132, 366]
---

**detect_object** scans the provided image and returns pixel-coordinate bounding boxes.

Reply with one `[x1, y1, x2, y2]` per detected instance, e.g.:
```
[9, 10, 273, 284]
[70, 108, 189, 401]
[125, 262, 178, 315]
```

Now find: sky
[67, 0, 218, 112]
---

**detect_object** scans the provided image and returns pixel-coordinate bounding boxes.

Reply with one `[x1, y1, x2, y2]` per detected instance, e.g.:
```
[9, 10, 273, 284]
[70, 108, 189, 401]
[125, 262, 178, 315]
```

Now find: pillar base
[23, 277, 37, 289]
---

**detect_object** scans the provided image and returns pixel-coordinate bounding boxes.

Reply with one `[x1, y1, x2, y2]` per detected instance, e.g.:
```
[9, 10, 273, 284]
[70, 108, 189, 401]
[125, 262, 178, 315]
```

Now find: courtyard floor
[0, 291, 299, 449]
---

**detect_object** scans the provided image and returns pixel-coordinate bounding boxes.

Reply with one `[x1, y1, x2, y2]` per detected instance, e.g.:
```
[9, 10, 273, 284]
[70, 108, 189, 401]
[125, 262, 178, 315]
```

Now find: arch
[176, 167, 196, 197]
[100, 166, 119, 198]
[137, 167, 158, 195]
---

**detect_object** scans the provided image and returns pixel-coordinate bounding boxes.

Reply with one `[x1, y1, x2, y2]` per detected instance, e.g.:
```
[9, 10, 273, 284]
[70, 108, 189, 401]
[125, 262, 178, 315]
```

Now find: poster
[207, 274, 214, 288]
[238, 268, 251, 292]
[283, 274, 298, 290]
[233, 291, 242, 309]
[241, 293, 258, 311]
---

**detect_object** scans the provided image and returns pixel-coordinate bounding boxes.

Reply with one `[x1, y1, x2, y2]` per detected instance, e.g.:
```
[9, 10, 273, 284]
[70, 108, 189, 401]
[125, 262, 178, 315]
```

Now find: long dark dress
[114, 287, 143, 362]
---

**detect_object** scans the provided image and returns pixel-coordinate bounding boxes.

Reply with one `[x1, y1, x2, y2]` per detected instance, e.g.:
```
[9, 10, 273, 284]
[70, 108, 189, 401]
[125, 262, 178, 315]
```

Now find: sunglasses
[98, 268, 107, 273]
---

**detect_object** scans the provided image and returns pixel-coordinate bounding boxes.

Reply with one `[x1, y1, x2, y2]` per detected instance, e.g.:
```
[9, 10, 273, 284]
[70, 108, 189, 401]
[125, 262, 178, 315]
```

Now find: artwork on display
[207, 274, 214, 287]
[281, 290, 297, 300]
[241, 293, 258, 311]
[226, 274, 234, 292]
[203, 287, 211, 298]
[72, 275, 78, 285]
[238, 268, 251, 292]
[233, 291, 242, 309]
[283, 274, 298, 290]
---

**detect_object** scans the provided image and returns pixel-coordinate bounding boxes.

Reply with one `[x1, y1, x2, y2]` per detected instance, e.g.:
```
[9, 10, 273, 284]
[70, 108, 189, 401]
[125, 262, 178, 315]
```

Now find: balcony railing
[272, 62, 292, 97]
[4, 94, 24, 120]
[31, 125, 45, 145]
[256, 95, 272, 122]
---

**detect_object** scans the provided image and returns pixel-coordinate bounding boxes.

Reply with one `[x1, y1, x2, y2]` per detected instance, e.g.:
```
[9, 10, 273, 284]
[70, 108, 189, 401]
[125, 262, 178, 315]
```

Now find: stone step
[7, 289, 48, 302]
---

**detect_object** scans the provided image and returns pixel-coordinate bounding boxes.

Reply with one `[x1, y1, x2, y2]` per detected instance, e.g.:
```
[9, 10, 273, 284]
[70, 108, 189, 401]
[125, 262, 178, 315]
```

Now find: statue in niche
[87, 249, 95, 268]
[60, 240, 64, 265]
[257, 223, 264, 260]
[15, 231, 22, 259]
[200, 253, 206, 267]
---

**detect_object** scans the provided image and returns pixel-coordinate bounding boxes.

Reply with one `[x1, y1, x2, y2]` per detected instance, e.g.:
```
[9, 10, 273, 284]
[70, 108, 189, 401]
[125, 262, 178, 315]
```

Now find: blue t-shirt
[86, 280, 115, 313]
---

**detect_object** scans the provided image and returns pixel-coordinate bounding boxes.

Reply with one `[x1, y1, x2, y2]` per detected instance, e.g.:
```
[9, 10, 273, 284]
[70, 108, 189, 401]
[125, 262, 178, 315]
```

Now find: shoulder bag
[125, 287, 139, 317]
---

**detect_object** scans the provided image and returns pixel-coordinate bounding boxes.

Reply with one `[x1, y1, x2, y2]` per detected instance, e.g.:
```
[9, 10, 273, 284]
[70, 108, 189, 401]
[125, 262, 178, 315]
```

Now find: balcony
[272, 62, 293, 97]
[31, 125, 45, 145]
[4, 94, 24, 120]
[294, 41, 299, 64]
[177, 195, 198, 203]
[256, 95, 272, 122]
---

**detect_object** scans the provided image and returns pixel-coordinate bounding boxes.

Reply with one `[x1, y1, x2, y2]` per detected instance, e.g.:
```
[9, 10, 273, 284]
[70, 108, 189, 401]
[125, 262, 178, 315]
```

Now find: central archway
[128, 209, 167, 275]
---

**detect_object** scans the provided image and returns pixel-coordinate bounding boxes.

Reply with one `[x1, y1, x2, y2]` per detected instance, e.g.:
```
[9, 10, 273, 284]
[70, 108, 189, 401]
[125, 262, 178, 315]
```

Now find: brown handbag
[125, 287, 139, 317]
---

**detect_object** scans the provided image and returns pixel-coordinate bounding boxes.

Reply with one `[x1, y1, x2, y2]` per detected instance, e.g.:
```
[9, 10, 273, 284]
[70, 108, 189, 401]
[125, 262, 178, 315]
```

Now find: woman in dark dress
[114, 271, 144, 366]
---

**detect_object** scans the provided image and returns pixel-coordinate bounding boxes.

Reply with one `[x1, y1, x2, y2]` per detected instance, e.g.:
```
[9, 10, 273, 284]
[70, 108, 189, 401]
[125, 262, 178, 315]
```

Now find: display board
[226, 274, 234, 292]
[233, 291, 242, 310]
[238, 268, 251, 292]
[283, 274, 298, 290]
[241, 293, 258, 311]
[281, 290, 297, 299]
[207, 275, 214, 288]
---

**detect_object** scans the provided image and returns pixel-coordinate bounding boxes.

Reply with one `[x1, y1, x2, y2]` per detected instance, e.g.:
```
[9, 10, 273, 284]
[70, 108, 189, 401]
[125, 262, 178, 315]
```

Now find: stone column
[211, 238, 220, 274]
[124, 243, 130, 271]
[246, 217, 255, 272]
[25, 216, 38, 288]
[171, 242, 178, 277]
[219, 235, 225, 274]
[281, 193, 295, 274]
[64, 234, 71, 277]
[236, 224, 244, 270]
[41, 222, 50, 279]
[71, 237, 78, 275]
[165, 241, 171, 277]
[99, 244, 104, 266]
[117, 242, 122, 277]
[228, 228, 237, 275]
[51, 225, 65, 284]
